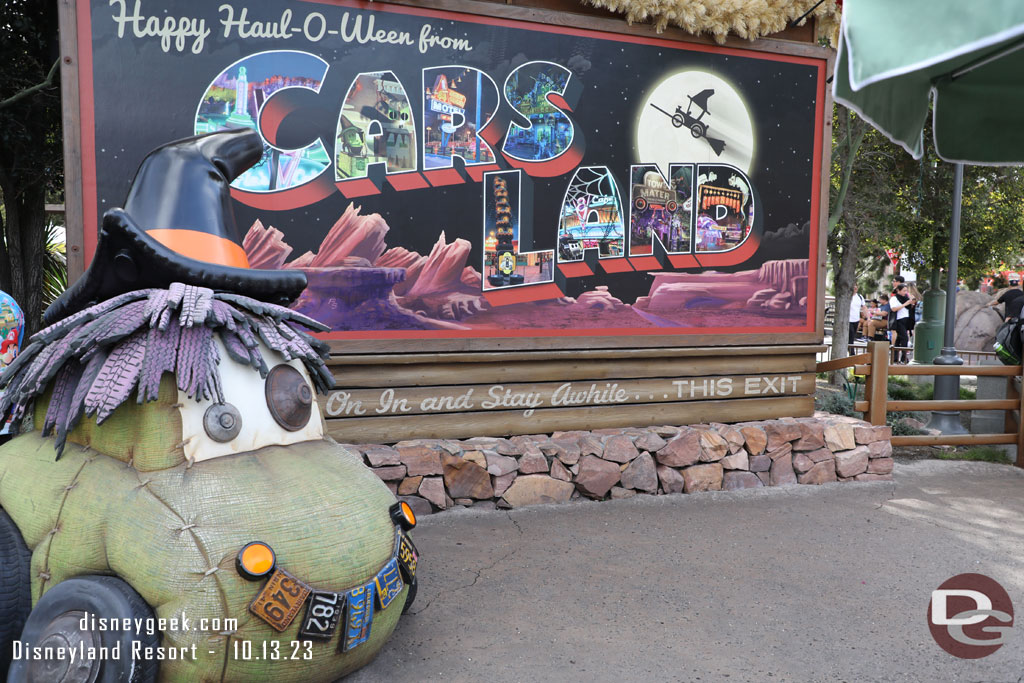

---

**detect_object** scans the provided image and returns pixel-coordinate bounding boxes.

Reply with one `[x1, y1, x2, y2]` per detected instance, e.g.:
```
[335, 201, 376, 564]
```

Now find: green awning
[832, 0, 1024, 164]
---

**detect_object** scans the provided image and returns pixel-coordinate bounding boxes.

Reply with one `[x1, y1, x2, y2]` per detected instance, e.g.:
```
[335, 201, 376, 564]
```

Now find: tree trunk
[830, 219, 862, 385]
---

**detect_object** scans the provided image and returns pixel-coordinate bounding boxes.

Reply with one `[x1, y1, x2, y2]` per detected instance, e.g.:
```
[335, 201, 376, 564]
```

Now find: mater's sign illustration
[76, 0, 826, 343]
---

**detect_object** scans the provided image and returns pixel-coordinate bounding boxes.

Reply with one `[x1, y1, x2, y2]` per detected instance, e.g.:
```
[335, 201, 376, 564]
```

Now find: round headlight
[390, 501, 416, 531]
[237, 541, 276, 581]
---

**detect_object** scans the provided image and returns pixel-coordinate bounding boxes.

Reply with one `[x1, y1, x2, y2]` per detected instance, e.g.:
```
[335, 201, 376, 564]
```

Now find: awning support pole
[928, 162, 967, 435]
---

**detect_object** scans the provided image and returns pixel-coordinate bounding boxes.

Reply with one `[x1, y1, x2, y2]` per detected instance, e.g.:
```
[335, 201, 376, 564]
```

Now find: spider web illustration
[563, 167, 620, 213]
[560, 167, 624, 244]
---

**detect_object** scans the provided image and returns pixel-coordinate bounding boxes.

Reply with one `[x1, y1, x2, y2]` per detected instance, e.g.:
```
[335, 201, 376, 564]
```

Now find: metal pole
[928, 162, 967, 434]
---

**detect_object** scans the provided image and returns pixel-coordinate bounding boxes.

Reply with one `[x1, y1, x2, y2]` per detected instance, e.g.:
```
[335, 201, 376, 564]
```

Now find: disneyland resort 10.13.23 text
[10, 612, 315, 662]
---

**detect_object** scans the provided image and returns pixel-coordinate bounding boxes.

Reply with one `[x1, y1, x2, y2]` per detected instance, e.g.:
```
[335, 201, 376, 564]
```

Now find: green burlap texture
[0, 431, 408, 682]
[32, 375, 185, 472]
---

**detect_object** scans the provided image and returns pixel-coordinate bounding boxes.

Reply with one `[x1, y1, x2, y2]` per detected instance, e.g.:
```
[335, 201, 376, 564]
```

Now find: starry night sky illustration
[88, 1, 821, 303]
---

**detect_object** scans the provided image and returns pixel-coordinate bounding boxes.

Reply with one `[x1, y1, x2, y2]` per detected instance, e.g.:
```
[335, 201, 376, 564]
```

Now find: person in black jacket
[889, 284, 916, 364]
[987, 286, 1024, 321]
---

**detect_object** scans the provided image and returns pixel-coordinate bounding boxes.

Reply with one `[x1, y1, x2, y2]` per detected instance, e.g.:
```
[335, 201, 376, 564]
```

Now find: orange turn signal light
[237, 541, 276, 581]
[390, 501, 416, 531]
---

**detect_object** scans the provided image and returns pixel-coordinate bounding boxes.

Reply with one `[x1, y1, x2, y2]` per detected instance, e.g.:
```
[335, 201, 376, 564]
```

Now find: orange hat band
[147, 229, 250, 269]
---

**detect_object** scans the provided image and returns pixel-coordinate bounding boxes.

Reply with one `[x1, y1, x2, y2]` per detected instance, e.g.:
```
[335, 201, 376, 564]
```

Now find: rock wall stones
[342, 415, 893, 514]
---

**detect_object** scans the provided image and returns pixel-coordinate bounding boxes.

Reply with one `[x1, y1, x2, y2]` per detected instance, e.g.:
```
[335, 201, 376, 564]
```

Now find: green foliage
[831, 105, 1024, 284]
[886, 379, 975, 401]
[888, 417, 925, 436]
[43, 221, 66, 309]
[816, 390, 854, 416]
[0, 0, 63, 334]
[887, 382, 923, 401]
[934, 446, 1012, 464]
[887, 378, 930, 401]
[829, 104, 1024, 369]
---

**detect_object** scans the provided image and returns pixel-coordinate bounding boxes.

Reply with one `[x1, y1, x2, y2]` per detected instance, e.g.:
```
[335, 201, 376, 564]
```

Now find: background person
[863, 298, 888, 339]
[889, 283, 916, 364]
[850, 284, 867, 343]
[905, 283, 922, 344]
[987, 284, 1024, 321]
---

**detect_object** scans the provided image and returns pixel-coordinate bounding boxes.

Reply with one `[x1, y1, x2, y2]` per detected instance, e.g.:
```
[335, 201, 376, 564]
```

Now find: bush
[889, 417, 926, 436]
[886, 378, 975, 401]
[887, 383, 920, 401]
[817, 390, 854, 416]
[887, 380, 931, 401]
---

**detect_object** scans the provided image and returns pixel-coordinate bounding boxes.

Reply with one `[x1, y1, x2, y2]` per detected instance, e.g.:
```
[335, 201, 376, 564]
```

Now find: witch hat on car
[44, 128, 307, 326]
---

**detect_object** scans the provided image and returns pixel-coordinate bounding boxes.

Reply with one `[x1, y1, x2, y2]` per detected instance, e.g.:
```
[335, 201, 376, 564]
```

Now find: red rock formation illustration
[634, 259, 809, 314]
[243, 204, 487, 327]
[375, 247, 425, 296]
[242, 220, 292, 270]
[310, 204, 389, 266]
[576, 286, 625, 311]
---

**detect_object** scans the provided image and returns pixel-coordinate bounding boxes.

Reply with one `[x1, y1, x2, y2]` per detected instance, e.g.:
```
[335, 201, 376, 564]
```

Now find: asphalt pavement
[350, 460, 1024, 683]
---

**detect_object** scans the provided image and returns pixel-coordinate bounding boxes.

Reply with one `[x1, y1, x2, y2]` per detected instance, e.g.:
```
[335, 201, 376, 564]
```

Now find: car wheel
[8, 576, 159, 683]
[0, 508, 31, 678]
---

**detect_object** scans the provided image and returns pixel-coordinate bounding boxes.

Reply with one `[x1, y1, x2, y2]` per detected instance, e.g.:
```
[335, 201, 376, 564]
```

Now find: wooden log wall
[321, 344, 824, 443]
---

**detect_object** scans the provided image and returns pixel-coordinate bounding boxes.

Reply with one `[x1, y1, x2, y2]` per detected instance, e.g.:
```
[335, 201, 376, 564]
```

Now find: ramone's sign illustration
[75, 0, 826, 344]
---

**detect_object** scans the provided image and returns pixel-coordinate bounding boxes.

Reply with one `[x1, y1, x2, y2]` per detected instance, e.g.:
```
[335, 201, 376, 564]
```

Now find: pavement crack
[408, 512, 523, 617]
[507, 511, 525, 537]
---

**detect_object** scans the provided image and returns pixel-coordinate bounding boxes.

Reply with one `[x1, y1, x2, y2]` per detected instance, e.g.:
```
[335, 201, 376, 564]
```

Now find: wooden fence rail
[816, 341, 1024, 467]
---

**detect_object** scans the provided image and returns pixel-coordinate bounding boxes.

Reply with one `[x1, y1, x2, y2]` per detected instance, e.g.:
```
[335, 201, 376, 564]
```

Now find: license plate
[249, 568, 311, 632]
[397, 533, 418, 582]
[299, 590, 344, 640]
[340, 584, 374, 652]
[374, 558, 404, 610]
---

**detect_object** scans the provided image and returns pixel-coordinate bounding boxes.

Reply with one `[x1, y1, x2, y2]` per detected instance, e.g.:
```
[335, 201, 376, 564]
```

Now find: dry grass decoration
[582, 0, 841, 45]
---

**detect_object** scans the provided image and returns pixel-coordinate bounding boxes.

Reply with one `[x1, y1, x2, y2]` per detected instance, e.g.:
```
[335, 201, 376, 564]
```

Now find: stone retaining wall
[340, 413, 893, 516]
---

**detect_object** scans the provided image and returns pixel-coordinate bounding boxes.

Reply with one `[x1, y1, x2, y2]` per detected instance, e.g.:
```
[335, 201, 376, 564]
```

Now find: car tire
[8, 576, 159, 683]
[0, 508, 31, 679]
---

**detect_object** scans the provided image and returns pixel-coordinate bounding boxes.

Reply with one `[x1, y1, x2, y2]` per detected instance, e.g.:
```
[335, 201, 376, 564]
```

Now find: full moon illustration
[636, 71, 755, 176]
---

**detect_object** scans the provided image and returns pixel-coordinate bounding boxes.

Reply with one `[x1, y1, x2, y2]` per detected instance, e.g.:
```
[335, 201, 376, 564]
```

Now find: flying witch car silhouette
[649, 88, 727, 157]
[0, 129, 417, 682]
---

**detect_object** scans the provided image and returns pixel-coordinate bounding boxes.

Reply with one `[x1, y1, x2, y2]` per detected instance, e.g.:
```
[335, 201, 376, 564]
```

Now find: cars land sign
[76, 0, 827, 343]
